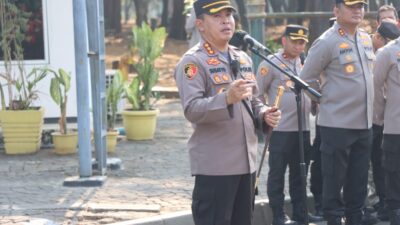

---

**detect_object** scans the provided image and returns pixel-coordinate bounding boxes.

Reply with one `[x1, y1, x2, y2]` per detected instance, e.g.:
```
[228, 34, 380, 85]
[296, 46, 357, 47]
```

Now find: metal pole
[246, 0, 266, 68]
[86, 0, 107, 175]
[72, 0, 92, 177]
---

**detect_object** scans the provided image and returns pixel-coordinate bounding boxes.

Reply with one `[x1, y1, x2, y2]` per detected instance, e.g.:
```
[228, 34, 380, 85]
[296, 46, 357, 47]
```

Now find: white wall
[0, 0, 78, 119]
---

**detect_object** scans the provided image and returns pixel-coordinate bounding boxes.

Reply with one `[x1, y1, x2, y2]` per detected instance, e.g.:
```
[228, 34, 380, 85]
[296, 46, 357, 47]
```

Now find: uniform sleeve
[300, 38, 331, 82]
[373, 48, 390, 126]
[174, 55, 233, 124]
[256, 60, 274, 104]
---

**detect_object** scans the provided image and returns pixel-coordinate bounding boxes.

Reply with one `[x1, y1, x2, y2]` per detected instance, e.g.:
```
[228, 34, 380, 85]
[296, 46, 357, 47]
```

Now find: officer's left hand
[264, 106, 281, 128]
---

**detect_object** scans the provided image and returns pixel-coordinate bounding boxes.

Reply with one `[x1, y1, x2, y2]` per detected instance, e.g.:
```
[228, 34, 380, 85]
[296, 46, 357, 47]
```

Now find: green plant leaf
[50, 78, 62, 105]
[59, 68, 71, 92]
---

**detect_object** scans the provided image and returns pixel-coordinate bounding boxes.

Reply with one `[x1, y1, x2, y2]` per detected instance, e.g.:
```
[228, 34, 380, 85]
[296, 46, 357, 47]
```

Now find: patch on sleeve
[184, 63, 198, 80]
[260, 67, 269, 76]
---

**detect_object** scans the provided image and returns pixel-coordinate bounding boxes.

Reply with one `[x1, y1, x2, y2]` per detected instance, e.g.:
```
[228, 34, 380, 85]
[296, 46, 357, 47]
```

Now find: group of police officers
[174, 0, 400, 225]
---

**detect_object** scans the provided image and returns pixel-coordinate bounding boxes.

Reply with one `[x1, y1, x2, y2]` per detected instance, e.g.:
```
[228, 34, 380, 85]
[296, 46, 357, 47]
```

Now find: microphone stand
[249, 46, 321, 225]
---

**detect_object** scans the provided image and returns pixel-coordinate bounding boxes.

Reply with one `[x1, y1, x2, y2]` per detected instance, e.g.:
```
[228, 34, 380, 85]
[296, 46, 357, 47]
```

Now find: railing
[247, 11, 378, 19]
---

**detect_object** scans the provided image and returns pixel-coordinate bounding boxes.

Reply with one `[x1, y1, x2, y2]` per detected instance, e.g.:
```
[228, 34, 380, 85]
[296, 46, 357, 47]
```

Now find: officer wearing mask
[174, 1, 281, 224]
[299, 1, 374, 225]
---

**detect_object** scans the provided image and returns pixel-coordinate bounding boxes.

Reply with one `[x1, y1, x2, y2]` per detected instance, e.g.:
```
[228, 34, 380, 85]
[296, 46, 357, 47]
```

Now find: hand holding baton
[255, 85, 285, 193]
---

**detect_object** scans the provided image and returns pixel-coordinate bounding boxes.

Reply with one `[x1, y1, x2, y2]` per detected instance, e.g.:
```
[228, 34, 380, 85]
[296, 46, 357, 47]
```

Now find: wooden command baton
[255, 85, 285, 193]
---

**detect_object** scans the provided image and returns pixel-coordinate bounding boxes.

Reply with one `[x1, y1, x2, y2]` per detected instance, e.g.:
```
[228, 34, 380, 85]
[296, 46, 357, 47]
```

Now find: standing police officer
[174, 1, 281, 224]
[299, 1, 374, 225]
[373, 34, 400, 225]
[257, 24, 322, 225]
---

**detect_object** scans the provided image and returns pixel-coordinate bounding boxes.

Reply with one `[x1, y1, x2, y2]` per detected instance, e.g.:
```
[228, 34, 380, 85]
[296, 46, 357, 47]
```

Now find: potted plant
[0, 1, 46, 154]
[121, 23, 167, 140]
[47, 68, 77, 155]
[106, 70, 124, 153]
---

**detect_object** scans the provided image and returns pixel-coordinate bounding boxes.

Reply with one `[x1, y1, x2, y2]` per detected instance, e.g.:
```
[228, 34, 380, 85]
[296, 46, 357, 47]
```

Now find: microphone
[230, 59, 240, 79]
[238, 31, 272, 54]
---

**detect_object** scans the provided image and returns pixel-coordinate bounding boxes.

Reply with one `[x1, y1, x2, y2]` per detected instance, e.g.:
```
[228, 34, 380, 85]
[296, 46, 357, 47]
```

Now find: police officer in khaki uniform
[257, 25, 322, 225]
[373, 35, 400, 225]
[299, 1, 374, 225]
[174, 1, 281, 224]
[368, 20, 400, 222]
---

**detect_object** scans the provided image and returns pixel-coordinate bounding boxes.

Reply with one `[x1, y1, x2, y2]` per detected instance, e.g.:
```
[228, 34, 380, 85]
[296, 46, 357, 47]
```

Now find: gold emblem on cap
[298, 29, 304, 35]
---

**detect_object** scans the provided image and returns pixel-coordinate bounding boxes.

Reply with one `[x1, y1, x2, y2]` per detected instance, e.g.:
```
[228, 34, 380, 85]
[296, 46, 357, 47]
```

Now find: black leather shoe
[377, 207, 390, 221]
[315, 208, 324, 217]
[361, 211, 378, 225]
[308, 213, 325, 222]
[327, 216, 342, 225]
[390, 208, 400, 225]
[273, 213, 298, 225]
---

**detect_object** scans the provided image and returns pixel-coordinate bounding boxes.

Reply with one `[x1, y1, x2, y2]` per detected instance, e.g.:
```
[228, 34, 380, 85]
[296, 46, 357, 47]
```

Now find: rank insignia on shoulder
[338, 28, 345, 36]
[207, 58, 220, 66]
[260, 67, 269, 76]
[184, 63, 198, 80]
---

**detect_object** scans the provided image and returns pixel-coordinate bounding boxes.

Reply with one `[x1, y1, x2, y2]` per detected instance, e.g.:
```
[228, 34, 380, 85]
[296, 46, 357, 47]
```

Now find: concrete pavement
[0, 98, 389, 225]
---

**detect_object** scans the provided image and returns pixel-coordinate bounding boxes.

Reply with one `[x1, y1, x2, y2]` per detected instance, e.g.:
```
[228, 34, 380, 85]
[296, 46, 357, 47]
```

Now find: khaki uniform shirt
[300, 22, 374, 129]
[256, 49, 311, 131]
[174, 39, 268, 176]
[373, 39, 400, 134]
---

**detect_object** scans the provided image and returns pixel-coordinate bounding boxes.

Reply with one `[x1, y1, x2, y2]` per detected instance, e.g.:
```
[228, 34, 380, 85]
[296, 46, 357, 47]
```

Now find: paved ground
[0, 99, 274, 224]
[0, 99, 390, 225]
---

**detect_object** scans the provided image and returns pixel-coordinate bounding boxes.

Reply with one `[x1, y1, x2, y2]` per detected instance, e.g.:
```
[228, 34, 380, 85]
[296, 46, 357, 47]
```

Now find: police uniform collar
[278, 49, 299, 63]
[333, 22, 348, 37]
[201, 40, 218, 56]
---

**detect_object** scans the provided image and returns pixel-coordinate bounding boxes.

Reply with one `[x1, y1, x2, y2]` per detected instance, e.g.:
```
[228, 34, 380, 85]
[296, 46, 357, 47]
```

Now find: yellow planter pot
[122, 109, 159, 140]
[0, 108, 44, 155]
[107, 130, 119, 153]
[52, 132, 78, 155]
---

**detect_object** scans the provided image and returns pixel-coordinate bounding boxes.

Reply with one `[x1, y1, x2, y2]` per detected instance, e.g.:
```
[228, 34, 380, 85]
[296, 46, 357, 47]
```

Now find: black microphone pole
[245, 38, 321, 225]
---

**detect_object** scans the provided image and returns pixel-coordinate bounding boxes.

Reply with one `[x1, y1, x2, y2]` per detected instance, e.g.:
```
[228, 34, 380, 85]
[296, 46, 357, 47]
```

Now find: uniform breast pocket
[209, 73, 232, 94]
[338, 53, 358, 75]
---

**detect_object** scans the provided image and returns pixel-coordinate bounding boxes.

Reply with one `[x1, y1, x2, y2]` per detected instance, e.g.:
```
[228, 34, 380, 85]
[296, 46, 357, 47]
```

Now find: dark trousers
[267, 131, 311, 211]
[191, 173, 256, 225]
[371, 124, 385, 203]
[382, 134, 400, 210]
[310, 125, 323, 208]
[319, 127, 372, 220]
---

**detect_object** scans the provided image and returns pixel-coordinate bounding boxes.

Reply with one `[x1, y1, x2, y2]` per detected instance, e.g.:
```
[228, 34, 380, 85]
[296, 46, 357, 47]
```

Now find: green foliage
[0, 0, 39, 110]
[126, 23, 166, 111]
[265, 38, 282, 54]
[106, 71, 124, 131]
[47, 68, 71, 134]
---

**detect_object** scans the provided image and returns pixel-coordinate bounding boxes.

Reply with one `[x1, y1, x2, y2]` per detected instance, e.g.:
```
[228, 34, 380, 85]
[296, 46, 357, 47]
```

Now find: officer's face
[282, 37, 306, 58]
[196, 9, 235, 45]
[335, 3, 365, 26]
[372, 33, 387, 50]
[378, 10, 397, 25]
